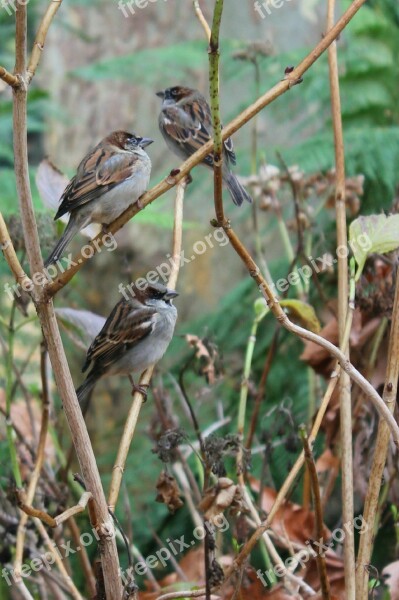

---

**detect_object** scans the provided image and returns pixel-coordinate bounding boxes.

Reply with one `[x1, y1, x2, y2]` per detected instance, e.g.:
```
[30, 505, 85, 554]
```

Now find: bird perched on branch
[156, 85, 252, 207]
[76, 282, 178, 405]
[45, 131, 153, 266]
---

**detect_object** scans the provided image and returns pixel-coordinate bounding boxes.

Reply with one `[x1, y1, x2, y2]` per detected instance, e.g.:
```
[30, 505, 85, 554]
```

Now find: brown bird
[45, 131, 153, 266]
[156, 85, 252, 206]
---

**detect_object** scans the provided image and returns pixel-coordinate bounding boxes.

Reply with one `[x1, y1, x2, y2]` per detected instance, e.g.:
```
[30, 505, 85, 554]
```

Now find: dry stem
[26, 0, 63, 83]
[14, 344, 50, 579]
[192, 0, 211, 40]
[301, 429, 331, 599]
[356, 269, 399, 596]
[327, 0, 355, 595]
[108, 178, 187, 512]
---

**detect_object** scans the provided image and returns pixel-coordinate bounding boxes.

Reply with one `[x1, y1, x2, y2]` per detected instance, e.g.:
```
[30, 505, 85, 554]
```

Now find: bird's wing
[82, 298, 156, 374]
[54, 145, 139, 219]
[160, 98, 236, 168]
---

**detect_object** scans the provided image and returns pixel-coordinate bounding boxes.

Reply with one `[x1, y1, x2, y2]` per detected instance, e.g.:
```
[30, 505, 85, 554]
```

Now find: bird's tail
[224, 171, 252, 206]
[76, 373, 97, 406]
[45, 219, 81, 267]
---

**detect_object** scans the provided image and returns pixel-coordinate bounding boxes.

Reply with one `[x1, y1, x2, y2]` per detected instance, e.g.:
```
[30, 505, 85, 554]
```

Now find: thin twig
[68, 517, 97, 598]
[26, 0, 63, 83]
[14, 342, 50, 579]
[300, 428, 331, 599]
[356, 268, 399, 596]
[192, 0, 211, 41]
[33, 519, 83, 600]
[108, 177, 188, 512]
[0, 212, 32, 290]
[17, 490, 92, 527]
[242, 486, 316, 595]
[0, 65, 19, 87]
[245, 328, 279, 449]
[326, 0, 355, 595]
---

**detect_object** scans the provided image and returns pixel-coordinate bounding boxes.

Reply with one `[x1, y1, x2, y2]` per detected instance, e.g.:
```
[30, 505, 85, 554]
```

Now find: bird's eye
[171, 89, 178, 96]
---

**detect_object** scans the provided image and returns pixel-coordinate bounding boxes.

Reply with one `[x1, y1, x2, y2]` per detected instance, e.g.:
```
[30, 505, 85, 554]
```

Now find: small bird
[76, 282, 178, 404]
[156, 86, 252, 207]
[45, 131, 153, 266]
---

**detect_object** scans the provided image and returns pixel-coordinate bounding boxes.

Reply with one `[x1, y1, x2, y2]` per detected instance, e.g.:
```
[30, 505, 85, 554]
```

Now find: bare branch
[0, 212, 32, 291]
[0, 66, 19, 87]
[27, 0, 63, 83]
[192, 0, 211, 41]
[17, 491, 92, 528]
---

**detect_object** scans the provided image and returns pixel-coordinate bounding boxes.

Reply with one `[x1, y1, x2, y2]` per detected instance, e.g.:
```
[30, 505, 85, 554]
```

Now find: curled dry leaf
[199, 477, 245, 522]
[155, 471, 184, 514]
[185, 334, 222, 385]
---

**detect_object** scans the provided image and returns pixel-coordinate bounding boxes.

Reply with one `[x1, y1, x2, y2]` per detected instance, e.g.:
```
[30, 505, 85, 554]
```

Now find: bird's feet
[129, 376, 149, 400]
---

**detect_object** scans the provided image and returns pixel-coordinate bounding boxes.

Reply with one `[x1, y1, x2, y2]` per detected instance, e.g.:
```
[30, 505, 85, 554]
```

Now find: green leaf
[349, 214, 399, 278]
[280, 299, 321, 333]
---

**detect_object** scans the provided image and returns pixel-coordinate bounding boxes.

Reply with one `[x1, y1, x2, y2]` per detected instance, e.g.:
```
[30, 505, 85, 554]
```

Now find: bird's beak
[165, 289, 179, 300]
[139, 137, 154, 148]
[156, 90, 165, 99]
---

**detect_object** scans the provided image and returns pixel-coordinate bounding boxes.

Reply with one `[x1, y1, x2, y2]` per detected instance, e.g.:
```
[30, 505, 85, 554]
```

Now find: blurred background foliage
[0, 0, 399, 594]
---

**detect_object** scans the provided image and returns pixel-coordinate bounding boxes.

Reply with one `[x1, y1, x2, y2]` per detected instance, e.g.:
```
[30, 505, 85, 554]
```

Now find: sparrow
[45, 131, 153, 266]
[76, 282, 178, 404]
[156, 86, 252, 207]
